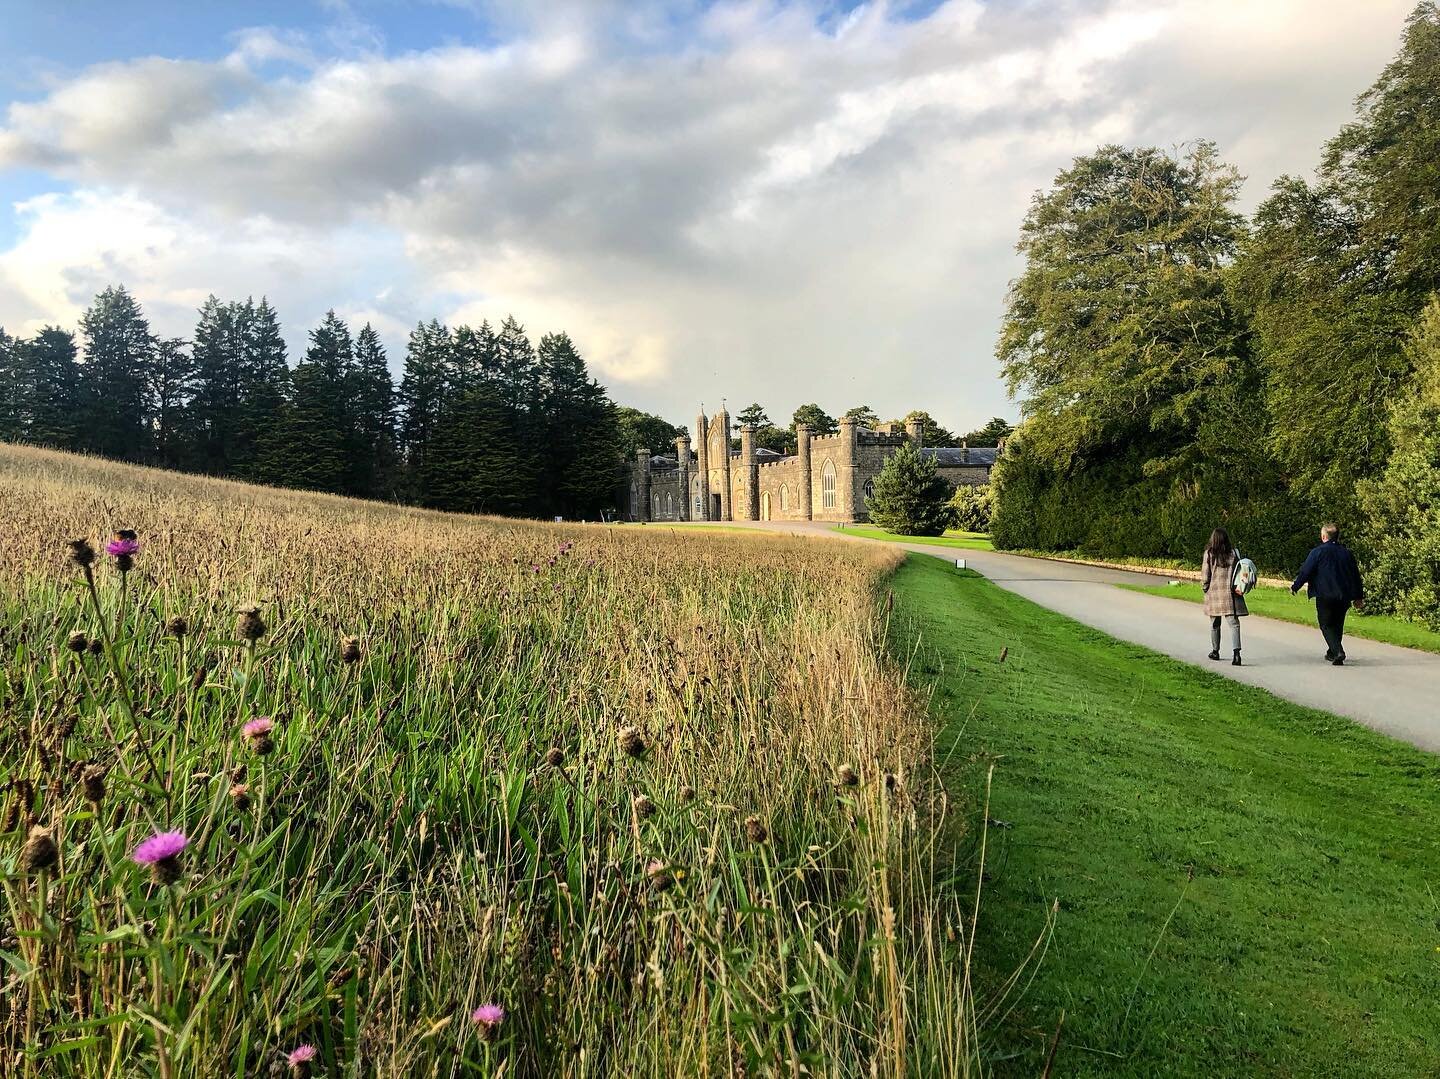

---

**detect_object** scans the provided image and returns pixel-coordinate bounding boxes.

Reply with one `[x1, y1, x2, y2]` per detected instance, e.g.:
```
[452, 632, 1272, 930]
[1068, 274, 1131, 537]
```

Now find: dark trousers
[1316, 598, 1351, 658]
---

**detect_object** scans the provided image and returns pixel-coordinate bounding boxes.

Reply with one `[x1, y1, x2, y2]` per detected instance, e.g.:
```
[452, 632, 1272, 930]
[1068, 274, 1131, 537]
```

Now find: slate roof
[923, 446, 999, 467]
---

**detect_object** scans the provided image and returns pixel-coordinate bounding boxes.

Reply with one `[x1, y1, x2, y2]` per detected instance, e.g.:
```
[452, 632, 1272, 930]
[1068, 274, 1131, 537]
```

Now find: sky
[0, 0, 1420, 432]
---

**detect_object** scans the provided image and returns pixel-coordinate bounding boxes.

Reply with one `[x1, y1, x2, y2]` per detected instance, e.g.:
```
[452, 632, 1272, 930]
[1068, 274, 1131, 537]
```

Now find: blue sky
[0, 0, 1419, 428]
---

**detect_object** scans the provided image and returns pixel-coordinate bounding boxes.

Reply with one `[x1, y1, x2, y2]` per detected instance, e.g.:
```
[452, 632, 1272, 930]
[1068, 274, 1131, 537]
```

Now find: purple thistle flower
[242, 717, 274, 739]
[132, 831, 188, 864]
[105, 537, 141, 558]
[287, 1045, 317, 1064]
[471, 1003, 505, 1033]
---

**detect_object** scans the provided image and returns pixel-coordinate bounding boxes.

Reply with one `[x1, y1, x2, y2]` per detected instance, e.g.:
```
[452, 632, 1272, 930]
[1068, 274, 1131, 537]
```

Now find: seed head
[165, 615, 189, 638]
[544, 746, 565, 769]
[67, 539, 96, 567]
[633, 793, 656, 820]
[678, 784, 696, 803]
[836, 764, 860, 788]
[236, 604, 267, 642]
[340, 635, 361, 664]
[81, 764, 107, 805]
[66, 631, 89, 654]
[617, 725, 648, 759]
[21, 826, 59, 873]
[86, 638, 104, 656]
[646, 859, 673, 893]
[743, 815, 768, 844]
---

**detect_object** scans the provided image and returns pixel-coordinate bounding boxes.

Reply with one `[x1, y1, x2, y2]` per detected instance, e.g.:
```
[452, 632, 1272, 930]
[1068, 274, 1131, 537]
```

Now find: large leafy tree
[615, 406, 679, 456]
[790, 403, 837, 436]
[962, 417, 1013, 447]
[866, 441, 953, 536]
[1359, 296, 1440, 628]
[1233, 2, 1440, 511]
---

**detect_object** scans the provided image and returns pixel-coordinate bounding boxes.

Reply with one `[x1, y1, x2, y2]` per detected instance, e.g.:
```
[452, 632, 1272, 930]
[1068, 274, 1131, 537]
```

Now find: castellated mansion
[627, 405, 999, 524]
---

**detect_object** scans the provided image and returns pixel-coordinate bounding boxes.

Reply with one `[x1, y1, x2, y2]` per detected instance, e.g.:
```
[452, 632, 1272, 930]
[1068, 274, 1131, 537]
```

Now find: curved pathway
[716, 521, 1440, 753]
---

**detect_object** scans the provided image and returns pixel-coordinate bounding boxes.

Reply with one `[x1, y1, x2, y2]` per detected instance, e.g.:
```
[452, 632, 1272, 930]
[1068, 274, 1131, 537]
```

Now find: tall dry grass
[0, 443, 977, 1077]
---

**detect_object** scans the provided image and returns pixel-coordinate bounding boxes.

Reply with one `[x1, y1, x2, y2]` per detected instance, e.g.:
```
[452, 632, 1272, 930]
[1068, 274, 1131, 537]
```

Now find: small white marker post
[956, 558, 966, 570]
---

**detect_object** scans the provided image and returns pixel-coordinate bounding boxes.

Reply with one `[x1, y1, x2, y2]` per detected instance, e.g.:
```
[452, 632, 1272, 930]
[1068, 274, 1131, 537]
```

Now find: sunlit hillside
[0, 442, 976, 1078]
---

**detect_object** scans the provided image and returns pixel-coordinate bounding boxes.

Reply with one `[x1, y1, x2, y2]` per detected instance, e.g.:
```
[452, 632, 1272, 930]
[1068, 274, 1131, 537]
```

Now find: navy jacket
[1292, 541, 1364, 602]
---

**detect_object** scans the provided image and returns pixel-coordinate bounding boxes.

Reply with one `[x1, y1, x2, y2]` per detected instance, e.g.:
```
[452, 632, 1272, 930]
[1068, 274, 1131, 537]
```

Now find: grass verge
[838, 526, 995, 550]
[891, 553, 1440, 1077]
[1120, 581, 1440, 655]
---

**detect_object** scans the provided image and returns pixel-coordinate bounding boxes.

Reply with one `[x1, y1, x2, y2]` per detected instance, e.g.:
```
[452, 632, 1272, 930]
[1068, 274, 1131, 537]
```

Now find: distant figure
[1291, 523, 1365, 666]
[1201, 527, 1248, 665]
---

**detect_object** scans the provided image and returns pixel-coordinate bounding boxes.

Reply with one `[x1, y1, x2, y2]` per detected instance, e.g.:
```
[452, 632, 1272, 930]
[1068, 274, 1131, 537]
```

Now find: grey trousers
[1211, 615, 1241, 651]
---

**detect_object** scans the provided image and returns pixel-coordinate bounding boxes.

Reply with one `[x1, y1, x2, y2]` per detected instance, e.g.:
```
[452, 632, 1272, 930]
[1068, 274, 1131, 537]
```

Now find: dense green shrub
[948, 484, 994, 532]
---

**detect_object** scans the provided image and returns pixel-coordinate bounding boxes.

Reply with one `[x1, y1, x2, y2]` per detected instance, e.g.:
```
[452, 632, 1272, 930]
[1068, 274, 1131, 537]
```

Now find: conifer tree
[536, 332, 620, 519]
[272, 311, 353, 493]
[398, 320, 452, 494]
[866, 441, 953, 536]
[77, 286, 155, 461]
[351, 323, 398, 499]
[0, 329, 17, 441]
[790, 403, 837, 436]
[150, 336, 197, 468]
[239, 297, 291, 482]
[10, 328, 79, 447]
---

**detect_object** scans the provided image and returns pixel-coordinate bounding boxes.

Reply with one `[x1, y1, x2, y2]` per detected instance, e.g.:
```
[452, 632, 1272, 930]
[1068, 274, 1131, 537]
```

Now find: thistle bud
[87, 638, 104, 656]
[678, 784, 696, 803]
[617, 725, 648, 759]
[236, 605, 266, 642]
[66, 631, 88, 654]
[166, 616, 189, 638]
[646, 859, 673, 893]
[229, 783, 251, 811]
[835, 764, 860, 788]
[743, 815, 768, 844]
[633, 793, 656, 820]
[21, 825, 58, 874]
[80, 765, 106, 805]
[544, 746, 565, 769]
[67, 539, 96, 567]
[340, 636, 361, 664]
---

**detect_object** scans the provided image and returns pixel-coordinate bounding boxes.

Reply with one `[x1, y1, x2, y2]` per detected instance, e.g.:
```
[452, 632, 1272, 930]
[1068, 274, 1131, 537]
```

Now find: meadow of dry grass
[0, 443, 977, 1078]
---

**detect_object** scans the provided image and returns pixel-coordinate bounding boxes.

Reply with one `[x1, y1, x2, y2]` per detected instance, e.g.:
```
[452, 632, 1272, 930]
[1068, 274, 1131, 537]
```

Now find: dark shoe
[1208, 649, 1220, 661]
[1232, 650, 1242, 666]
[1324, 651, 1335, 661]
[1331, 655, 1345, 666]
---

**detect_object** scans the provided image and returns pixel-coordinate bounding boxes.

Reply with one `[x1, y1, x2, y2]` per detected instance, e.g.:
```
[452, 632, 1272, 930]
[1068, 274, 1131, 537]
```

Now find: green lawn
[892, 554, 1440, 1077]
[1121, 581, 1440, 655]
[838, 525, 995, 550]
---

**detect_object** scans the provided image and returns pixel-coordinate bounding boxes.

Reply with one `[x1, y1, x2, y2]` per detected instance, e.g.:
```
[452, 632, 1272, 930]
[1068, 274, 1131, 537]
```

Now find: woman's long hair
[1206, 527, 1233, 564]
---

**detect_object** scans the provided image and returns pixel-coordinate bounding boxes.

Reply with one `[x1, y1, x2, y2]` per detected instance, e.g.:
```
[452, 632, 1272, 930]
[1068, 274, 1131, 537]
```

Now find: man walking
[1291, 523, 1365, 666]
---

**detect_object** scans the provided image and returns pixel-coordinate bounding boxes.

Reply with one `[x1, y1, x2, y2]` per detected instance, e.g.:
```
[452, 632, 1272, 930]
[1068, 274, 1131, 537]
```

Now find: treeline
[0, 290, 625, 519]
[993, 2, 1440, 627]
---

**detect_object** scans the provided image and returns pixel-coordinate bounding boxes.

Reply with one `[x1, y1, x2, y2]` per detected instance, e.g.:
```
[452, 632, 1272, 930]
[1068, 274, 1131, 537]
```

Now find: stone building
[627, 405, 999, 523]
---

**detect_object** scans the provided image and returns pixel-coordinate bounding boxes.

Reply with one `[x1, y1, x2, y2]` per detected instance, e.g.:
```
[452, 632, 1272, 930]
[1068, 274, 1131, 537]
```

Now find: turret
[738, 424, 759, 520]
[635, 447, 652, 522]
[904, 416, 924, 446]
[716, 406, 732, 521]
[695, 410, 710, 521]
[675, 433, 692, 520]
[796, 422, 813, 521]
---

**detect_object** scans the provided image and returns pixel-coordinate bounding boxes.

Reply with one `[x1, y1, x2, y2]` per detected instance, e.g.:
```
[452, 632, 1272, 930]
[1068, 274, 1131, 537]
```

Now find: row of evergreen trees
[992, 2, 1440, 626]
[0, 290, 626, 519]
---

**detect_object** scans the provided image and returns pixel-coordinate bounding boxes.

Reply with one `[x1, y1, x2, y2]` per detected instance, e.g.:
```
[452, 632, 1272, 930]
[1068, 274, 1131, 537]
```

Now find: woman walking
[1201, 527, 1248, 666]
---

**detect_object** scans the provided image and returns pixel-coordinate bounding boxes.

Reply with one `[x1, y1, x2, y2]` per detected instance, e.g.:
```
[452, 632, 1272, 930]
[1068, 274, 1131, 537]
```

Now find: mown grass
[0, 444, 978, 1078]
[837, 527, 995, 551]
[892, 553, 1440, 1077]
[1120, 581, 1440, 655]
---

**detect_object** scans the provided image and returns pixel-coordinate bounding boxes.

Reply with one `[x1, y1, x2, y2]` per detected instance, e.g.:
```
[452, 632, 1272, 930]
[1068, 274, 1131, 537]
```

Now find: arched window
[863, 478, 875, 504]
[821, 460, 836, 510]
[667, 492, 674, 515]
[780, 483, 789, 511]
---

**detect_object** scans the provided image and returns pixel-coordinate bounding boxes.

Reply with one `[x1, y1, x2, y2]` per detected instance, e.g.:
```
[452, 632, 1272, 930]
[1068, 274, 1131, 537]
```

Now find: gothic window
[821, 460, 836, 510]
[780, 484, 789, 511]
[863, 478, 875, 504]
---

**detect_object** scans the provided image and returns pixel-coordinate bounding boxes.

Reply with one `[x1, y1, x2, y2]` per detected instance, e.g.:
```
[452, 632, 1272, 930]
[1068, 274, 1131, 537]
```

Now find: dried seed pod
[543, 746, 565, 769]
[229, 783, 252, 811]
[678, 785, 696, 803]
[617, 725, 648, 759]
[633, 794, 656, 820]
[67, 539, 96, 567]
[166, 615, 189, 638]
[21, 826, 58, 873]
[835, 764, 860, 788]
[743, 815, 768, 844]
[65, 631, 88, 654]
[86, 638, 104, 656]
[236, 605, 267, 642]
[340, 636, 361, 664]
[646, 859, 673, 893]
[80, 765, 106, 805]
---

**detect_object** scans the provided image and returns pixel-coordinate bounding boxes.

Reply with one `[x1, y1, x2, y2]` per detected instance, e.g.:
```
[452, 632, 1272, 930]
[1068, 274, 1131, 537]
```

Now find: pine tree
[536, 332, 620, 519]
[77, 286, 155, 461]
[13, 328, 80, 448]
[150, 337, 197, 468]
[397, 320, 452, 496]
[0, 329, 17, 441]
[737, 403, 770, 427]
[272, 311, 353, 494]
[351, 324, 398, 499]
[240, 297, 291, 482]
[188, 296, 241, 475]
[866, 442, 953, 536]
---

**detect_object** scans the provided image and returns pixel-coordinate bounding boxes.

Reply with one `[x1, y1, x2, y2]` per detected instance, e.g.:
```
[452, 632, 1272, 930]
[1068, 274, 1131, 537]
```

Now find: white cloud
[0, 0, 1419, 428]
